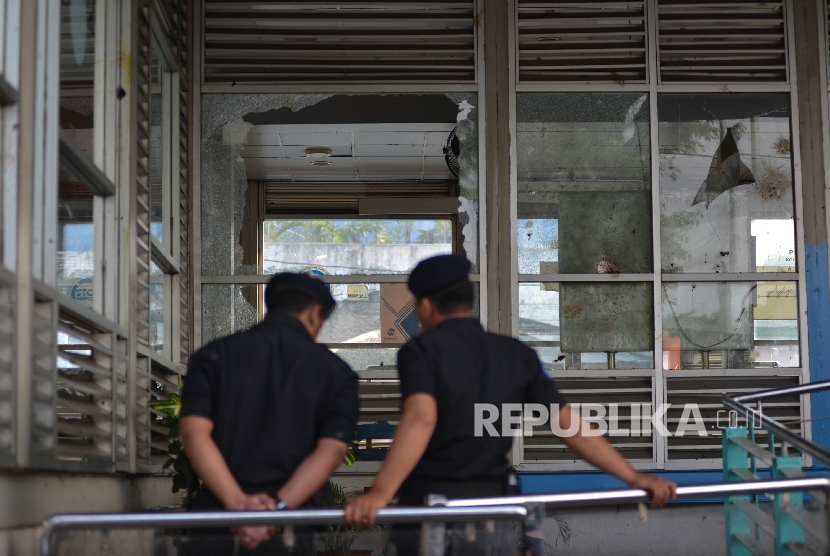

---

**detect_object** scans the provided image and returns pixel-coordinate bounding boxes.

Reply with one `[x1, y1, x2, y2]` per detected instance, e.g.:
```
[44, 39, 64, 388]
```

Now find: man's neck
[433, 310, 475, 328]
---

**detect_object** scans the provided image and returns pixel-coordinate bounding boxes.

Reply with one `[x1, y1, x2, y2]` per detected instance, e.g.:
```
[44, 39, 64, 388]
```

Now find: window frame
[147, 27, 182, 365]
[508, 0, 810, 473]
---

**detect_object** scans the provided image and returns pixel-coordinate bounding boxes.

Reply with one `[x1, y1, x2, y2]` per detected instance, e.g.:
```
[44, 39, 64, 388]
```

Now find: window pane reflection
[149, 50, 163, 243]
[150, 262, 164, 355]
[262, 220, 453, 275]
[519, 282, 654, 370]
[516, 93, 652, 275]
[662, 282, 799, 369]
[658, 94, 795, 273]
[60, 0, 95, 152]
[58, 165, 94, 307]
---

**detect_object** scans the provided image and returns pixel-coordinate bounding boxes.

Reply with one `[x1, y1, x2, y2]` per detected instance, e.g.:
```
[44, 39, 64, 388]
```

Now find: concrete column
[792, 0, 830, 450]
[483, 0, 512, 334]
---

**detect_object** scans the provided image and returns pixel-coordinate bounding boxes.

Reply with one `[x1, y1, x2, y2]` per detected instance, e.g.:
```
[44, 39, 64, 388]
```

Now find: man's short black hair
[422, 280, 474, 314]
[265, 287, 323, 317]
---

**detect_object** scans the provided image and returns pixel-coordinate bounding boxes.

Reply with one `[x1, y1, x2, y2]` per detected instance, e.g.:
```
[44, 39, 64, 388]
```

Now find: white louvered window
[516, 1, 648, 84]
[201, 1, 477, 85]
[657, 0, 788, 83]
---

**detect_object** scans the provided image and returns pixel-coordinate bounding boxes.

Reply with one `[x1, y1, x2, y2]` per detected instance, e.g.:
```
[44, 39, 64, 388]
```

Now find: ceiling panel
[240, 122, 458, 183]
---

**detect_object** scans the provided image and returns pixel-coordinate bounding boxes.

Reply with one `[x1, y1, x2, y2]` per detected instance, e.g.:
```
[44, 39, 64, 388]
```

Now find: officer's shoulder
[189, 326, 256, 363]
[310, 343, 355, 376]
[485, 330, 536, 356]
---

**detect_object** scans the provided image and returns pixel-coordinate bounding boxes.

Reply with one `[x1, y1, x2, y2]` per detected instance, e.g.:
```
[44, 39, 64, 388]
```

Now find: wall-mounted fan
[443, 127, 461, 178]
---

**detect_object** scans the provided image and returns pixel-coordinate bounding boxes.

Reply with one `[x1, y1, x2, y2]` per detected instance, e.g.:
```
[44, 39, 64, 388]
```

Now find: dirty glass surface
[662, 281, 799, 369]
[200, 284, 260, 345]
[518, 282, 654, 370]
[57, 165, 94, 308]
[201, 93, 479, 276]
[263, 219, 453, 275]
[516, 93, 652, 275]
[149, 261, 164, 356]
[149, 49, 163, 243]
[658, 95, 795, 273]
[60, 0, 96, 153]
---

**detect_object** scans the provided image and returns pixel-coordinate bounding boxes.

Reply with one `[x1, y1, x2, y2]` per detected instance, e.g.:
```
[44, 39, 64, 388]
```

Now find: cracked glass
[516, 93, 652, 275]
[662, 281, 799, 369]
[658, 95, 795, 274]
[519, 282, 654, 370]
[201, 93, 479, 276]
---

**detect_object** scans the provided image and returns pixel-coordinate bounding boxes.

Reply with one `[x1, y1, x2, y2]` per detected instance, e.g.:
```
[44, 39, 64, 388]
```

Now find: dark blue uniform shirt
[181, 313, 359, 489]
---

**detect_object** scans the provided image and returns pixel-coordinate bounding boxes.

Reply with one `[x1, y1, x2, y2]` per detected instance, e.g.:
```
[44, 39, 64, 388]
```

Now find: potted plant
[317, 482, 374, 556]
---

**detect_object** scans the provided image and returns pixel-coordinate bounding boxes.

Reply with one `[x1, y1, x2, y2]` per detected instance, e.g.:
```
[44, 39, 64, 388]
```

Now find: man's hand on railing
[229, 493, 279, 550]
[628, 473, 677, 508]
[345, 489, 393, 528]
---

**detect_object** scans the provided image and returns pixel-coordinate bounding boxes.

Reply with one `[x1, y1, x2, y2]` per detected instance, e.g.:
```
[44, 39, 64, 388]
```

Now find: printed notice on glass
[347, 284, 369, 301]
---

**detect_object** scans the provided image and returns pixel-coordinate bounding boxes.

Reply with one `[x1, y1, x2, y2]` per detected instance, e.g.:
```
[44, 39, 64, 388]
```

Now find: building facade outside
[0, 0, 829, 553]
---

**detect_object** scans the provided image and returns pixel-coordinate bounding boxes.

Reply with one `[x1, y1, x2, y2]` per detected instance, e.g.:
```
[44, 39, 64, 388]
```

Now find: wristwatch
[276, 499, 288, 511]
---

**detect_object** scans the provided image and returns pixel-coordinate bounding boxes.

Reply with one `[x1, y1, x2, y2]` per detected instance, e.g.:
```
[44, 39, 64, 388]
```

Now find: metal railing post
[772, 456, 805, 556]
[423, 494, 448, 556]
[522, 502, 545, 556]
[722, 426, 753, 556]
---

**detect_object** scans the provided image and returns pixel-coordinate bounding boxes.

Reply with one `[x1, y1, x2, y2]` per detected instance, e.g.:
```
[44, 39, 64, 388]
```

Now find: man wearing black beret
[346, 255, 676, 552]
[180, 273, 359, 554]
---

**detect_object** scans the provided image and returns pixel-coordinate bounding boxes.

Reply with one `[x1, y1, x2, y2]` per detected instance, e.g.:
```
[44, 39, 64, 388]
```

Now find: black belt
[397, 474, 517, 505]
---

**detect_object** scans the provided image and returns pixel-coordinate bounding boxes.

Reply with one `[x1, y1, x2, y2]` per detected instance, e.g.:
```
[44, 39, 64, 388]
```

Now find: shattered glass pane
[659, 95, 795, 273]
[333, 348, 401, 372]
[516, 93, 652, 275]
[519, 282, 654, 370]
[201, 94, 480, 276]
[662, 281, 799, 369]
[200, 284, 259, 345]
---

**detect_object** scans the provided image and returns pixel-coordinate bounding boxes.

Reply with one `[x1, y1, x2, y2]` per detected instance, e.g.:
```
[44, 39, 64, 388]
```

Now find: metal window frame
[192, 0, 488, 349]
[508, 0, 811, 472]
[148, 11, 183, 367]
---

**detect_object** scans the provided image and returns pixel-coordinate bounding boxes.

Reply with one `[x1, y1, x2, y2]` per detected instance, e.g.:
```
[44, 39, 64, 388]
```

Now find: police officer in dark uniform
[346, 255, 676, 552]
[180, 273, 359, 554]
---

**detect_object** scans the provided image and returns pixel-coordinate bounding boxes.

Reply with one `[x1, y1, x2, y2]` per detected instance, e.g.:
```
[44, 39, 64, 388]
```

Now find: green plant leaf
[342, 450, 355, 467]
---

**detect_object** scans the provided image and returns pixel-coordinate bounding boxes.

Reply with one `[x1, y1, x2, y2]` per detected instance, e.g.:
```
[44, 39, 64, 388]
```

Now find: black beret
[407, 254, 471, 297]
[265, 273, 336, 315]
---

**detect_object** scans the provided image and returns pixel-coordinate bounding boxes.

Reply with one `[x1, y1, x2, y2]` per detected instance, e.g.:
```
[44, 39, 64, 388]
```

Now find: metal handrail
[440, 478, 830, 509]
[724, 395, 830, 467]
[41, 479, 830, 556]
[40, 505, 528, 556]
[723, 392, 830, 469]
[734, 380, 830, 403]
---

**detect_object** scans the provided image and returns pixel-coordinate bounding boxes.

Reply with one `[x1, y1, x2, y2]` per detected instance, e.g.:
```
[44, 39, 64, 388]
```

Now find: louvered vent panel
[658, 0, 788, 83]
[522, 377, 654, 463]
[202, 1, 476, 84]
[665, 375, 801, 464]
[517, 1, 647, 83]
[0, 273, 13, 466]
[136, 1, 152, 348]
[354, 372, 401, 458]
[27, 286, 129, 473]
[176, 0, 192, 366]
[264, 181, 455, 215]
[135, 355, 152, 470]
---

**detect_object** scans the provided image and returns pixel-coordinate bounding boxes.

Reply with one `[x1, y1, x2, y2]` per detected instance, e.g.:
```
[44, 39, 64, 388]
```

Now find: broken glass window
[201, 93, 480, 276]
[659, 94, 795, 274]
[516, 93, 652, 275]
[662, 281, 799, 369]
